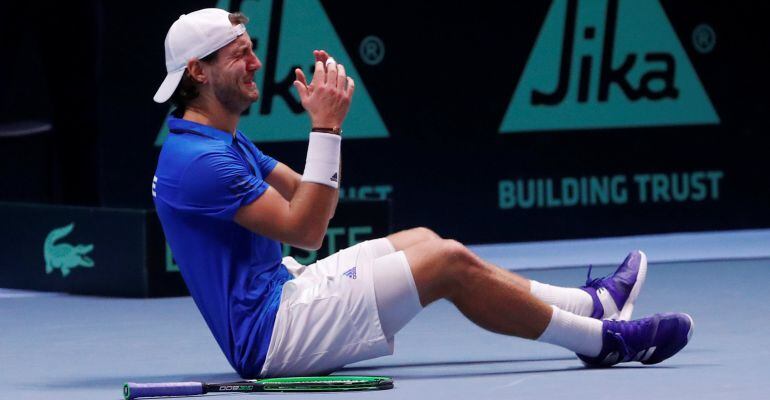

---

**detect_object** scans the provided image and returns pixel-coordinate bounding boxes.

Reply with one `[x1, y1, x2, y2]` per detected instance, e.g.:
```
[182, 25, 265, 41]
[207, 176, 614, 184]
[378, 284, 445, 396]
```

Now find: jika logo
[44, 223, 95, 278]
[499, 0, 719, 133]
[155, 0, 388, 144]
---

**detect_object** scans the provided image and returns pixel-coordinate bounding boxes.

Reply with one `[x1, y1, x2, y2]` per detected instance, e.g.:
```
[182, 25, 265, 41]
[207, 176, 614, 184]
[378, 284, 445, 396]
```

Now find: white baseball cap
[153, 8, 247, 103]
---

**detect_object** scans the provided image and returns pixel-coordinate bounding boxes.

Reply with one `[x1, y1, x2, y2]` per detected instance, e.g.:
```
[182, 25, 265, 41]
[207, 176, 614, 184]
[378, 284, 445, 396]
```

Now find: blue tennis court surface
[2, 254, 768, 399]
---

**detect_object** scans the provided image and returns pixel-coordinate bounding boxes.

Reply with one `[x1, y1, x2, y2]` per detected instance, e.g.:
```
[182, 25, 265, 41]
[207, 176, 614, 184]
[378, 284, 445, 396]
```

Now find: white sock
[530, 280, 594, 317]
[537, 305, 603, 357]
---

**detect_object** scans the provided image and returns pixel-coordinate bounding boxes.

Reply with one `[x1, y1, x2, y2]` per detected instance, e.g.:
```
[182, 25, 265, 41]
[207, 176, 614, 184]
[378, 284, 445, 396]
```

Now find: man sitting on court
[151, 8, 693, 378]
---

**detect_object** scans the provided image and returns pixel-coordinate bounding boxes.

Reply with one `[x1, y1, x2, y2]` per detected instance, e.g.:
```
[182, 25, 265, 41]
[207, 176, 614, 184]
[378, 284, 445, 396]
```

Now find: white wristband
[301, 131, 341, 188]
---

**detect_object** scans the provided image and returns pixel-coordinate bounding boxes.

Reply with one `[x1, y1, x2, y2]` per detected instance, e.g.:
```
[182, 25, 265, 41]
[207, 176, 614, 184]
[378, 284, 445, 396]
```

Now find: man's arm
[234, 183, 336, 250]
[266, 161, 340, 216]
[265, 162, 301, 201]
[235, 53, 352, 249]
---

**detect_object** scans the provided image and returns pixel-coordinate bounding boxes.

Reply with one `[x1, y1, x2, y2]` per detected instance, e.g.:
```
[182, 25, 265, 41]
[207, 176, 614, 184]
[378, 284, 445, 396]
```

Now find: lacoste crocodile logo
[44, 223, 95, 277]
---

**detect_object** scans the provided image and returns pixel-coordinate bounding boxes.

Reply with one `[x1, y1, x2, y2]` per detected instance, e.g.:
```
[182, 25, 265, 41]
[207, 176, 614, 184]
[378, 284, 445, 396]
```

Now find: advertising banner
[89, 0, 770, 243]
[0, 203, 180, 297]
[0, 200, 389, 296]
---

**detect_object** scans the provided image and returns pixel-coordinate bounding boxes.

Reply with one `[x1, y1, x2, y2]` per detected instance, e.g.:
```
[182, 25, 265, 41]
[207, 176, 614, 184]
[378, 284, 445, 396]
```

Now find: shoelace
[605, 318, 653, 363]
[607, 331, 634, 363]
[584, 264, 608, 288]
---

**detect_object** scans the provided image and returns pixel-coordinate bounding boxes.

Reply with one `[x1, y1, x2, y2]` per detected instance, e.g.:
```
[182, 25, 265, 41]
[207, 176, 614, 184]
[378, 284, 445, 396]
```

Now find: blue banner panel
[2, 1, 768, 244]
[0, 203, 181, 297]
[0, 200, 389, 297]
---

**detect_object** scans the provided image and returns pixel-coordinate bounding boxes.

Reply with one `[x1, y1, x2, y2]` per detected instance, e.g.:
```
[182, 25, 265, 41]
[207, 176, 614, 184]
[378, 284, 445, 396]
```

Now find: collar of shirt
[167, 116, 243, 145]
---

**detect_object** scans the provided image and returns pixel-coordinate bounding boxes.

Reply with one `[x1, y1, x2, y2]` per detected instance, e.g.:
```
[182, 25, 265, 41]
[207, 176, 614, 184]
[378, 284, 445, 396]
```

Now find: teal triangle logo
[155, 0, 388, 145]
[499, 0, 719, 133]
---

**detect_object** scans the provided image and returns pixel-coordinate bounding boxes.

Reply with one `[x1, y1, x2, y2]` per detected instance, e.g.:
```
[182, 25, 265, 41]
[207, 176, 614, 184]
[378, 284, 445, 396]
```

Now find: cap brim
[153, 68, 185, 103]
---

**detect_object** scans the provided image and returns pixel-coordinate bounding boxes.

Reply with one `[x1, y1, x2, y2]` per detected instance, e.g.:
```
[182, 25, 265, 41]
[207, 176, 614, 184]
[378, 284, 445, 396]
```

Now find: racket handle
[124, 382, 204, 400]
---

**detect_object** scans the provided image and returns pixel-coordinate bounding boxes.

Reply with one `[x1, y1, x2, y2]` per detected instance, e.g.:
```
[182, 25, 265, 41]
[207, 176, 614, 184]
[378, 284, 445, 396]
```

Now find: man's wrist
[312, 126, 343, 135]
[301, 132, 341, 189]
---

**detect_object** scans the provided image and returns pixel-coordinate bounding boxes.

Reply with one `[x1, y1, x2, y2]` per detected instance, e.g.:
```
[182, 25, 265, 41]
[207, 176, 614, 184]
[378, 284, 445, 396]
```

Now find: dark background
[2, 0, 768, 244]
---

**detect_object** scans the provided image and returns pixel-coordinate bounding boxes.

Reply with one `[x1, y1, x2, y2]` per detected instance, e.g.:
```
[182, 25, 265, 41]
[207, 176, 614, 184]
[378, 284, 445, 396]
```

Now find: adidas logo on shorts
[330, 172, 339, 183]
[342, 267, 357, 279]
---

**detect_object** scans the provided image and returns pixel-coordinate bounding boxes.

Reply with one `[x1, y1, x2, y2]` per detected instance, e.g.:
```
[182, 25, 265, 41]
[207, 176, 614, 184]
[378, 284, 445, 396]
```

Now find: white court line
[469, 228, 770, 270]
[3, 229, 768, 295]
[0, 289, 62, 299]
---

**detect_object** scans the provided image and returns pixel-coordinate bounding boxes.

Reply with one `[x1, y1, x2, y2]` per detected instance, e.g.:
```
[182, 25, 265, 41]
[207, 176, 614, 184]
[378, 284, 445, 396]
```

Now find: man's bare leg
[387, 227, 441, 251]
[387, 227, 593, 316]
[388, 228, 531, 288]
[401, 238, 551, 339]
[391, 237, 603, 358]
[381, 230, 690, 367]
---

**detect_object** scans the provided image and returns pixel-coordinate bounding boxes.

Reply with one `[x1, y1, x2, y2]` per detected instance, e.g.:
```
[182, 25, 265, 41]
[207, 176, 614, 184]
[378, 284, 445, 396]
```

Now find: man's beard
[213, 78, 256, 115]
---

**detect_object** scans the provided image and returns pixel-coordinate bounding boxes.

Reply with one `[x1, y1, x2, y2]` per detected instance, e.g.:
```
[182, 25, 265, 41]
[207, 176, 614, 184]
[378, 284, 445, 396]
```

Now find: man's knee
[441, 239, 480, 272]
[389, 227, 441, 251]
[406, 238, 480, 303]
[438, 239, 474, 264]
[409, 226, 441, 242]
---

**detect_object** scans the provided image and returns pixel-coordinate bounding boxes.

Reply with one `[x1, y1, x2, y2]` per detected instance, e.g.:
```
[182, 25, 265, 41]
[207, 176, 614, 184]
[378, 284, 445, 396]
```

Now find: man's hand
[293, 50, 355, 129]
[311, 49, 332, 66]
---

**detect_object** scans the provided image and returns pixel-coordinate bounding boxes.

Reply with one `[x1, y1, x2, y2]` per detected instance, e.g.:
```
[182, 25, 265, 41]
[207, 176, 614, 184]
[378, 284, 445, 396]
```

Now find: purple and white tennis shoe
[582, 250, 648, 320]
[578, 312, 694, 367]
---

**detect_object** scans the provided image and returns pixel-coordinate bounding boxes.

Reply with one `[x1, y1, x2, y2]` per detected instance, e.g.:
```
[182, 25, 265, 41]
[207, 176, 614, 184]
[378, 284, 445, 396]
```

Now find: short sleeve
[242, 136, 278, 176]
[179, 151, 270, 220]
[257, 150, 278, 177]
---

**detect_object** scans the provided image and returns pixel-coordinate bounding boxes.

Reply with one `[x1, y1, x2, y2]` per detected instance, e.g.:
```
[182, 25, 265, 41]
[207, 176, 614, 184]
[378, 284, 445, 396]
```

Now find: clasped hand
[293, 50, 355, 130]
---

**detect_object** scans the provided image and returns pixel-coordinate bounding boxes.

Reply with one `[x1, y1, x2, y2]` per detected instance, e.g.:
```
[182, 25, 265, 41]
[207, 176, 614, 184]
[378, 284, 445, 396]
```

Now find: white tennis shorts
[260, 238, 411, 377]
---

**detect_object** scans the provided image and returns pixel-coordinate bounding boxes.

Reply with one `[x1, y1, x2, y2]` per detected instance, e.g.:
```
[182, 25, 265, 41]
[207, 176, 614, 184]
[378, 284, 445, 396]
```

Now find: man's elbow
[291, 227, 326, 251]
[294, 236, 324, 251]
[294, 240, 323, 252]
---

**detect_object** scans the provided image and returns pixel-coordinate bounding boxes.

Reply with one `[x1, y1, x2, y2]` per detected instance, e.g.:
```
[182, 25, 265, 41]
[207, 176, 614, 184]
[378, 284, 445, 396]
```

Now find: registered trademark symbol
[692, 24, 716, 54]
[359, 35, 385, 65]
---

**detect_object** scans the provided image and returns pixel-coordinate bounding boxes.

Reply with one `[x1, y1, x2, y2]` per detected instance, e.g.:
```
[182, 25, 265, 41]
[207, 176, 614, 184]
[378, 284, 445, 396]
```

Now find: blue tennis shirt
[153, 117, 292, 378]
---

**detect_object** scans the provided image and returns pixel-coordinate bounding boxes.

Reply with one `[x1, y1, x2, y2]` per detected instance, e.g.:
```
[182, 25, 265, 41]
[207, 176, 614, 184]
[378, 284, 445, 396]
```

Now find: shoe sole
[617, 250, 647, 321]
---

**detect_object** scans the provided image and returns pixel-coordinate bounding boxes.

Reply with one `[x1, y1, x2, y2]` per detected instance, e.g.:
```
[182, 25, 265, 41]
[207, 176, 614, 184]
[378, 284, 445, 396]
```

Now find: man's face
[204, 34, 261, 114]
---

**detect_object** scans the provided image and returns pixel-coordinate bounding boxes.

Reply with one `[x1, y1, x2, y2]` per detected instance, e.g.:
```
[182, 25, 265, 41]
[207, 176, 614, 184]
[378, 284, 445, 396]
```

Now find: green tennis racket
[124, 375, 393, 399]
